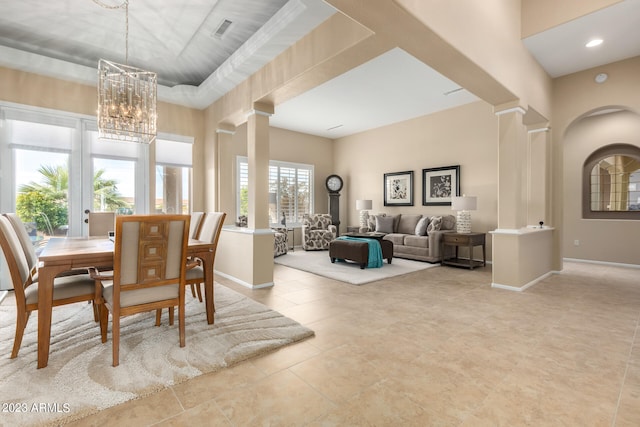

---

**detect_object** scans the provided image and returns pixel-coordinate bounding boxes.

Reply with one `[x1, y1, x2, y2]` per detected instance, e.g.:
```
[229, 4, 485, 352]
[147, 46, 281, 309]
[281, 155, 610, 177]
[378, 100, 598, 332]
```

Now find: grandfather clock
[325, 174, 343, 233]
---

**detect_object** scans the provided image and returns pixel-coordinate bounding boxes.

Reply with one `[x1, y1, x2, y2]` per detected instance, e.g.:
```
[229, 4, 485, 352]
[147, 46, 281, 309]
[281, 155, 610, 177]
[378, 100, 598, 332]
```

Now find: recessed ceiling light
[586, 39, 603, 48]
[595, 73, 608, 83]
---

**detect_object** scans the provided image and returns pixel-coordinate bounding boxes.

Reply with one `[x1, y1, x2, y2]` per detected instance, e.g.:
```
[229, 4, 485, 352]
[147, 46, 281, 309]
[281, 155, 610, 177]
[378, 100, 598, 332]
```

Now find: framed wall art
[422, 165, 460, 206]
[384, 171, 414, 206]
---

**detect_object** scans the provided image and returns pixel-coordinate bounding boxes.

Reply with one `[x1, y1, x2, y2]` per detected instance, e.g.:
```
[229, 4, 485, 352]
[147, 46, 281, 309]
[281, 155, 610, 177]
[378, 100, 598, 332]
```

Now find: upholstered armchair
[272, 227, 288, 257]
[302, 214, 337, 250]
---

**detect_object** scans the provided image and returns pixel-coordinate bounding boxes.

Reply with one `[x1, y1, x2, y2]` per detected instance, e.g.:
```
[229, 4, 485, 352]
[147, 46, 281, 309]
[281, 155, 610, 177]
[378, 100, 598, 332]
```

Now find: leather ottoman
[329, 238, 393, 269]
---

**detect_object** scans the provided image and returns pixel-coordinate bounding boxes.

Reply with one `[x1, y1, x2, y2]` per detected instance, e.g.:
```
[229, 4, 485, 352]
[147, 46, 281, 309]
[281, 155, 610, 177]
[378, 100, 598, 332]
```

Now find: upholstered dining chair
[91, 214, 190, 367]
[0, 215, 97, 360]
[187, 212, 226, 300]
[189, 211, 205, 239]
[87, 212, 115, 237]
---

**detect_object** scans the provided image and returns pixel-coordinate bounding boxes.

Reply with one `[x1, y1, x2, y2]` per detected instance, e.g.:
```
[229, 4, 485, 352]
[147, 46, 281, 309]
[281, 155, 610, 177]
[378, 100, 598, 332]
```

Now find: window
[237, 157, 313, 225]
[583, 143, 640, 219]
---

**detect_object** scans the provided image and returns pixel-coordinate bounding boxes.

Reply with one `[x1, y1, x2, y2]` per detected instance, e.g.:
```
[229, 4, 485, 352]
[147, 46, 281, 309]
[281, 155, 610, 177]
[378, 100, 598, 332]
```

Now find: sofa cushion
[404, 234, 429, 248]
[397, 214, 422, 234]
[427, 216, 442, 233]
[376, 216, 395, 233]
[382, 233, 405, 245]
[441, 214, 456, 230]
[415, 216, 429, 236]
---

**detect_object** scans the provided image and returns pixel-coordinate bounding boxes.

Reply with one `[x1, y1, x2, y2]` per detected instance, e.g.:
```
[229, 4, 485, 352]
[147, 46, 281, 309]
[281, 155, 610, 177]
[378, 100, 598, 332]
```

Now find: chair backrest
[196, 212, 226, 244]
[304, 213, 332, 230]
[88, 212, 116, 237]
[0, 216, 32, 301]
[113, 215, 190, 291]
[189, 211, 205, 239]
[3, 213, 38, 272]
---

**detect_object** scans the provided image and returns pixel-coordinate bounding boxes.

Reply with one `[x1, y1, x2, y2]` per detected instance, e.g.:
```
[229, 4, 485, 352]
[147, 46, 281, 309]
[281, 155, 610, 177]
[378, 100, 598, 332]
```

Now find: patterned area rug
[0, 284, 314, 426]
[274, 249, 439, 285]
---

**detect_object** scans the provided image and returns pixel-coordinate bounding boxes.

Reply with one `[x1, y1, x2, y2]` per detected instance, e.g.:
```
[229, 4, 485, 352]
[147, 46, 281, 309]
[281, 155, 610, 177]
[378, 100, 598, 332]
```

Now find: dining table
[36, 236, 217, 369]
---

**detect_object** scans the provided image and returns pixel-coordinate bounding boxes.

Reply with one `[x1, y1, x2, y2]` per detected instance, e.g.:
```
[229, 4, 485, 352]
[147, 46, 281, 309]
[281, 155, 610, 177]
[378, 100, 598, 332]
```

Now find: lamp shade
[452, 195, 477, 211]
[356, 199, 372, 210]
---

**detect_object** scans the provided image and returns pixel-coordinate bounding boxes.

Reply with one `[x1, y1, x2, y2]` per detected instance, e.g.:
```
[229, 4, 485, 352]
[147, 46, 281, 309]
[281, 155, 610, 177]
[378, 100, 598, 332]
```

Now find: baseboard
[214, 269, 274, 289]
[491, 271, 555, 292]
[564, 258, 640, 269]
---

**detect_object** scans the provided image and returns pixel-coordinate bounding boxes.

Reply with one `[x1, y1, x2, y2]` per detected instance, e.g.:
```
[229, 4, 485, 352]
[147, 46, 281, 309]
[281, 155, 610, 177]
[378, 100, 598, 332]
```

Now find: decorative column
[527, 126, 551, 226]
[246, 103, 273, 230]
[215, 103, 276, 289]
[491, 105, 555, 291]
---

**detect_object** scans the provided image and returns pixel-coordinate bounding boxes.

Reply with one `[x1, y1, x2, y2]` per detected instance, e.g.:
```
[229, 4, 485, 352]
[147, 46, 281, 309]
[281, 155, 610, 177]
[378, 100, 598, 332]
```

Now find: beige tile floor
[66, 260, 640, 426]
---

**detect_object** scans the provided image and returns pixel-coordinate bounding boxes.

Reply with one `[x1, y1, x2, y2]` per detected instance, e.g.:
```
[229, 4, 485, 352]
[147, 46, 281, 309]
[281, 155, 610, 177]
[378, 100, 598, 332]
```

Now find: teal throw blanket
[336, 236, 383, 268]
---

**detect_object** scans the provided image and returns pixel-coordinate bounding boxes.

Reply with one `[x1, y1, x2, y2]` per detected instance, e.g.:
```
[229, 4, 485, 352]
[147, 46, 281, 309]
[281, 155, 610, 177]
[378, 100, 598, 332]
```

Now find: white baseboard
[564, 258, 640, 269]
[491, 271, 555, 292]
[214, 269, 274, 289]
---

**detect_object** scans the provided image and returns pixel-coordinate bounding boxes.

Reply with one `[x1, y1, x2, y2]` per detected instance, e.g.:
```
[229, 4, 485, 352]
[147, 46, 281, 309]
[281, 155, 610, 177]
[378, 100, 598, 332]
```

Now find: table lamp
[356, 199, 372, 229]
[451, 195, 477, 233]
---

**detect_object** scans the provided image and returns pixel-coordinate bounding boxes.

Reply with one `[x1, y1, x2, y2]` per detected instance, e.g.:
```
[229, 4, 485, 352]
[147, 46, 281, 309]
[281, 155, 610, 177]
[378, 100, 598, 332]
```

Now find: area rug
[0, 284, 314, 427]
[274, 249, 439, 285]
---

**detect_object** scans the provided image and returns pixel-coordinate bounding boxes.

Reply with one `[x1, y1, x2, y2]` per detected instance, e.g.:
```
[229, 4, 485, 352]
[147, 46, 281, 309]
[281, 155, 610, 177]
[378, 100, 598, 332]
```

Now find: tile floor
[66, 260, 640, 426]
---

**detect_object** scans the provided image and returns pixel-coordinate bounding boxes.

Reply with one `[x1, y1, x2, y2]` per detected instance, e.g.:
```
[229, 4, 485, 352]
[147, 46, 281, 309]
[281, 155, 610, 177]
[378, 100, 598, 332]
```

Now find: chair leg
[10, 311, 29, 359]
[92, 301, 99, 322]
[155, 309, 162, 326]
[195, 283, 203, 302]
[100, 305, 108, 344]
[190, 284, 197, 298]
[179, 300, 185, 348]
[169, 307, 175, 326]
[112, 314, 120, 367]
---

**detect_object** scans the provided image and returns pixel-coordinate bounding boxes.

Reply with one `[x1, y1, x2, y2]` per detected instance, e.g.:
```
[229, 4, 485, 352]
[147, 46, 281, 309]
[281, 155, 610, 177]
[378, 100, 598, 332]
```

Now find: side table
[441, 232, 486, 269]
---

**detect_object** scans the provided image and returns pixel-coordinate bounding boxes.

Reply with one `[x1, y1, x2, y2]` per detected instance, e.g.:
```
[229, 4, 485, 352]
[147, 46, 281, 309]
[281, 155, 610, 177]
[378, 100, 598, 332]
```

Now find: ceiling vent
[213, 19, 233, 39]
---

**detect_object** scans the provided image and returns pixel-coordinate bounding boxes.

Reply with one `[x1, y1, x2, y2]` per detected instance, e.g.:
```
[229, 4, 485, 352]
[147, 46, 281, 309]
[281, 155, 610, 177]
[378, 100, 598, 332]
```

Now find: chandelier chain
[92, 0, 129, 64]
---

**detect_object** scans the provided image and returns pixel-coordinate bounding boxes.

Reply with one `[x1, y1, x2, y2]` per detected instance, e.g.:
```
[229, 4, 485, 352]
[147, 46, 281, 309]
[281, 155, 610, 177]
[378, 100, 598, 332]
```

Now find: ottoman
[329, 238, 393, 269]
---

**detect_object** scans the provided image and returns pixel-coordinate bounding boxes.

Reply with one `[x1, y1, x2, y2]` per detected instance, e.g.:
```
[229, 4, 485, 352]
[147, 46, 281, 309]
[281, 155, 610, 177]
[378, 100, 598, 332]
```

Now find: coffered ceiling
[0, 0, 638, 138]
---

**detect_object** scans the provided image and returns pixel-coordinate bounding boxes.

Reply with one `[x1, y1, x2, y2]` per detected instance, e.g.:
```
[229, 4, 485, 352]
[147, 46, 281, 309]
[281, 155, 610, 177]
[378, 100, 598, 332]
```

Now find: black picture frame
[384, 171, 414, 206]
[422, 165, 460, 206]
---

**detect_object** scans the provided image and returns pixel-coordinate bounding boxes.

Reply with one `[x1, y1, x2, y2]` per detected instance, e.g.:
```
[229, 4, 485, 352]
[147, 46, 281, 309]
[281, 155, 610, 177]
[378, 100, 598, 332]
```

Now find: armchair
[272, 227, 288, 257]
[301, 214, 337, 250]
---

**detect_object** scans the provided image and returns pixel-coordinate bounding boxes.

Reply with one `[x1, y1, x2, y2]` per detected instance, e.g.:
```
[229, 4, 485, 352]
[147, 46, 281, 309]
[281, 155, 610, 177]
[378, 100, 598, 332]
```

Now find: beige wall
[521, 0, 622, 37]
[553, 56, 640, 265]
[334, 100, 499, 261]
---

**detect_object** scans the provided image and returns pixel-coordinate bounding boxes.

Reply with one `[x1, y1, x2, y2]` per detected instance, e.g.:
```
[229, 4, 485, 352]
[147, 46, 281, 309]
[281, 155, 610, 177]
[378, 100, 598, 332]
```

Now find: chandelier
[95, 0, 157, 144]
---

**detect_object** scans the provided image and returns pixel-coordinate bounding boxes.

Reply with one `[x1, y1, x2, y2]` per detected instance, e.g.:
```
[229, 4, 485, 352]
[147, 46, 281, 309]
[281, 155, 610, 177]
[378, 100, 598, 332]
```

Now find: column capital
[494, 100, 527, 116]
[216, 123, 236, 135]
[528, 127, 550, 134]
[246, 101, 274, 119]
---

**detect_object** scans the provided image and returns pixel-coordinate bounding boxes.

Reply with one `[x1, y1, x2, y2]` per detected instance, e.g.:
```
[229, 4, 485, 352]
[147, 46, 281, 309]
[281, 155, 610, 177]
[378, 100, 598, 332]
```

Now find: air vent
[213, 19, 233, 39]
[443, 87, 465, 96]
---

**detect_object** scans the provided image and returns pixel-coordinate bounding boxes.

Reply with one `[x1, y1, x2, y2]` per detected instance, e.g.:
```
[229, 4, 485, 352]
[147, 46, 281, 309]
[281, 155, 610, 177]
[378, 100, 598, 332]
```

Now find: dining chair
[3, 213, 39, 280]
[186, 211, 226, 302]
[189, 211, 205, 239]
[92, 214, 190, 367]
[88, 212, 116, 237]
[154, 212, 225, 326]
[0, 216, 97, 360]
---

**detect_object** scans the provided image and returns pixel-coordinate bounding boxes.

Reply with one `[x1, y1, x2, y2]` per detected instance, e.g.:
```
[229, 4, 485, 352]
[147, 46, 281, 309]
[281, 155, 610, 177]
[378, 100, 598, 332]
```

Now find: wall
[334, 100, 498, 261]
[553, 56, 640, 266]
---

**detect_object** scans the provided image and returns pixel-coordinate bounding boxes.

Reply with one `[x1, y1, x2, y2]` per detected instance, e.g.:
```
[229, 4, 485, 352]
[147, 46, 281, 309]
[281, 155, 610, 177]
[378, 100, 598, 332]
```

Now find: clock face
[326, 174, 343, 192]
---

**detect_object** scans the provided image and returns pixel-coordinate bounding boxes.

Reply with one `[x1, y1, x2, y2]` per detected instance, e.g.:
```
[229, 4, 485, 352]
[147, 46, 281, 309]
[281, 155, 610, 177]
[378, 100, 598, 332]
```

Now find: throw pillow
[427, 216, 442, 234]
[376, 216, 395, 234]
[415, 217, 429, 236]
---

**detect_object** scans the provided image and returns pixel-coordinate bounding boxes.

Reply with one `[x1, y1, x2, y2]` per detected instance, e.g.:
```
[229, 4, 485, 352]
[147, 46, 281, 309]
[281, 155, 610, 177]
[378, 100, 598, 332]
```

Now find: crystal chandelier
[95, 0, 157, 144]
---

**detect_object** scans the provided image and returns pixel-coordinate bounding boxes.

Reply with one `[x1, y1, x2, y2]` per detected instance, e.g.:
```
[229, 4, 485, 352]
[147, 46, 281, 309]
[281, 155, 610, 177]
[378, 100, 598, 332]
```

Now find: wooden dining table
[36, 237, 217, 369]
